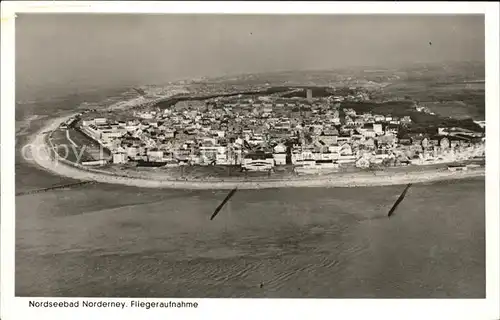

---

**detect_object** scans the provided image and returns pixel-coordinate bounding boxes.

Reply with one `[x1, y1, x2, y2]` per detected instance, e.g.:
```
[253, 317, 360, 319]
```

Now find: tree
[304, 133, 313, 145]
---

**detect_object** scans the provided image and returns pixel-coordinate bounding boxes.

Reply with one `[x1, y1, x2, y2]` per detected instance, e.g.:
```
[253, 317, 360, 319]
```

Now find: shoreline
[26, 114, 485, 190]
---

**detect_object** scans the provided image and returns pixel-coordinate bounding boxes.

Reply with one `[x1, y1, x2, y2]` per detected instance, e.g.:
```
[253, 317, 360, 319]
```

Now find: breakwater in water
[15, 181, 97, 196]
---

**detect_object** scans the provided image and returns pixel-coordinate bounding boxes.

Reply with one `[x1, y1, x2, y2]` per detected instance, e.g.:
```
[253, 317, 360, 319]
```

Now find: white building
[359, 129, 376, 138]
[242, 153, 275, 171]
[94, 118, 107, 125]
[126, 146, 139, 159]
[273, 144, 287, 153]
[199, 146, 218, 164]
[112, 152, 128, 164]
[291, 150, 314, 165]
[164, 129, 176, 138]
[248, 135, 265, 146]
[82, 124, 101, 140]
[147, 150, 164, 161]
[337, 136, 352, 145]
[318, 134, 338, 146]
[136, 111, 155, 119]
[215, 146, 229, 165]
[339, 143, 353, 155]
[271, 155, 285, 166]
[125, 124, 139, 132]
[101, 130, 124, 142]
[272, 144, 287, 165]
[337, 154, 356, 164]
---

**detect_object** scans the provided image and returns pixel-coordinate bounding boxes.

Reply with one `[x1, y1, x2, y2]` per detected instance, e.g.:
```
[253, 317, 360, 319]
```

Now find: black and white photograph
[1, 2, 499, 320]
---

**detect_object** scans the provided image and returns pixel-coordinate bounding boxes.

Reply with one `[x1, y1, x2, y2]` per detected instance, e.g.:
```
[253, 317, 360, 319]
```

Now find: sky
[16, 14, 484, 100]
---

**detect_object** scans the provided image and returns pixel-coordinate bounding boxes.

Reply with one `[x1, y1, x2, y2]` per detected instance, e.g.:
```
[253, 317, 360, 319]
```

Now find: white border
[0, 1, 493, 14]
[1, 2, 499, 320]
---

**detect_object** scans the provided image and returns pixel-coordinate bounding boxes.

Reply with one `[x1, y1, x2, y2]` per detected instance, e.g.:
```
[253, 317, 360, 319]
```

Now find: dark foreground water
[15, 161, 485, 298]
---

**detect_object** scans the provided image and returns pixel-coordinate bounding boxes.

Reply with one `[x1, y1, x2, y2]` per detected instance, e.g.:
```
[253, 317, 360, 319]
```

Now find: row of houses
[76, 91, 485, 172]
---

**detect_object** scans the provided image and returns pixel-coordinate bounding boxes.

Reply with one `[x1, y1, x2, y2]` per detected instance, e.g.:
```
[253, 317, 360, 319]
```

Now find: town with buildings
[63, 87, 485, 175]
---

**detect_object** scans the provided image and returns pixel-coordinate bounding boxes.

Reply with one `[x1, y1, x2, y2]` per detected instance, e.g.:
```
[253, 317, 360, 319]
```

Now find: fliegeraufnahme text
[28, 300, 199, 309]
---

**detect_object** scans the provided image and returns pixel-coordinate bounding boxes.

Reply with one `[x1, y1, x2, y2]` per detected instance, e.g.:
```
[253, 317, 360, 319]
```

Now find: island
[26, 64, 486, 189]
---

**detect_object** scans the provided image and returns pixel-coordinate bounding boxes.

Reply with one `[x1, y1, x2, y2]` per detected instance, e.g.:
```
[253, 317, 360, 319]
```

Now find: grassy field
[340, 100, 483, 133]
[49, 128, 105, 163]
[70, 128, 111, 160]
[380, 80, 484, 121]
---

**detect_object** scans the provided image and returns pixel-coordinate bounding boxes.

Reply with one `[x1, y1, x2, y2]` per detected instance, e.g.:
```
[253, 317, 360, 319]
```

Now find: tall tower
[306, 89, 313, 102]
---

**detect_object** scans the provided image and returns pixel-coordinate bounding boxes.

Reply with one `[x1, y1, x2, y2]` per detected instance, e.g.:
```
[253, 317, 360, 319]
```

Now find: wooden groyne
[15, 180, 97, 196]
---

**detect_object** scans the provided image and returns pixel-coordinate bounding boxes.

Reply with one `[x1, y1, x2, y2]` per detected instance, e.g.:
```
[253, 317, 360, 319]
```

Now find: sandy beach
[27, 114, 485, 190]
